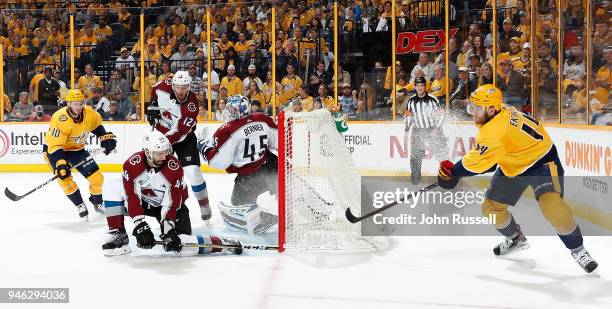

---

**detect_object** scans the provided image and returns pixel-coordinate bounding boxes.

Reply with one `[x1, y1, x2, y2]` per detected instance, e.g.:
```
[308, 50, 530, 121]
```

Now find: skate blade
[103, 246, 131, 257]
[495, 242, 530, 256]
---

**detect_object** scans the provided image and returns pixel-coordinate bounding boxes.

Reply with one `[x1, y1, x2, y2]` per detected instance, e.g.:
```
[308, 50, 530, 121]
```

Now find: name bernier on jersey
[243, 123, 265, 136]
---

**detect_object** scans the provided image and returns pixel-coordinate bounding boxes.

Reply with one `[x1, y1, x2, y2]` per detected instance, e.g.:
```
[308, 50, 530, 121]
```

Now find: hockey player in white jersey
[145, 71, 211, 222]
[197, 95, 279, 235]
[101, 130, 242, 256]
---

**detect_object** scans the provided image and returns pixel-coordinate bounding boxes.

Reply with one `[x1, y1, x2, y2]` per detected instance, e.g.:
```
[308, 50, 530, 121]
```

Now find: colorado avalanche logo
[129, 154, 142, 165]
[168, 159, 179, 171]
[187, 102, 196, 112]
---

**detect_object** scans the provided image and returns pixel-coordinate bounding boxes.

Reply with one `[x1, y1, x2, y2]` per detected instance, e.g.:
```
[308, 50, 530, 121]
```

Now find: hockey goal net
[278, 109, 380, 252]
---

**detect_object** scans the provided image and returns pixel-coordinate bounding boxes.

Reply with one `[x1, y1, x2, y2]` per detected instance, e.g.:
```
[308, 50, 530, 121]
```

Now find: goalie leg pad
[218, 202, 278, 235]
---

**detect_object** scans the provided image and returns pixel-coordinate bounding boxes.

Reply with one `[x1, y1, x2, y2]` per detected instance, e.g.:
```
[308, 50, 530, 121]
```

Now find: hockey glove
[132, 219, 155, 249]
[438, 160, 459, 189]
[161, 220, 182, 252]
[99, 132, 117, 155]
[145, 100, 161, 127]
[54, 159, 71, 180]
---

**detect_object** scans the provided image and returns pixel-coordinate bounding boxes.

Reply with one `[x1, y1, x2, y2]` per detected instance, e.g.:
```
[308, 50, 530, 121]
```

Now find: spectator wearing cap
[498, 57, 527, 109]
[116, 49, 132, 70]
[512, 42, 531, 77]
[498, 18, 522, 53]
[242, 41, 265, 77]
[449, 66, 476, 119]
[91, 87, 111, 113]
[105, 69, 130, 97]
[170, 42, 194, 72]
[10, 92, 35, 121]
[338, 83, 357, 117]
[188, 65, 203, 93]
[280, 63, 303, 105]
[37, 67, 61, 114]
[201, 59, 221, 105]
[410, 53, 435, 82]
[243, 64, 264, 94]
[53, 70, 67, 89]
[102, 101, 125, 121]
[78, 64, 103, 100]
[220, 65, 243, 96]
[27, 105, 52, 122]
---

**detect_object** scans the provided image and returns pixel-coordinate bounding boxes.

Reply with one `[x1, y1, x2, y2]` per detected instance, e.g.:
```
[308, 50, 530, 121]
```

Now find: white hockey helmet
[222, 95, 251, 123]
[172, 70, 192, 86]
[143, 130, 172, 167]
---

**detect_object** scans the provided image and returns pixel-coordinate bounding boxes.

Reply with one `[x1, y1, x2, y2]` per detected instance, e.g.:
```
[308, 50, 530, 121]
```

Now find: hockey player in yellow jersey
[44, 89, 117, 219]
[437, 84, 598, 273]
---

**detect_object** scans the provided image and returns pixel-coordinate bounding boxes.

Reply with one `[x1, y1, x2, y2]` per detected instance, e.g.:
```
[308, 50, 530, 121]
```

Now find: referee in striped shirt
[405, 77, 449, 185]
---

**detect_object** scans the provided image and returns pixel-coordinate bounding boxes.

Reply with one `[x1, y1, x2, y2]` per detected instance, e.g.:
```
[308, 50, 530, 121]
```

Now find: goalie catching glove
[99, 132, 116, 155]
[437, 160, 459, 189]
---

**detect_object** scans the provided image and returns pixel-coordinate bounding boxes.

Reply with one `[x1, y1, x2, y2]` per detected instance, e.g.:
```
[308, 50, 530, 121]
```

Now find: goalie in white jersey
[197, 95, 279, 235]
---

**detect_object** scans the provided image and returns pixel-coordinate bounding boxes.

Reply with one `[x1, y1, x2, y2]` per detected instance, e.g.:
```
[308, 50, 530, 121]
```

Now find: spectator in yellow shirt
[78, 64, 103, 100]
[220, 65, 243, 96]
[281, 63, 303, 101]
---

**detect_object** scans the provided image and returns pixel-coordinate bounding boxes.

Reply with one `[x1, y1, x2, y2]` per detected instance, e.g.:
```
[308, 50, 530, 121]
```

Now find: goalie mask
[143, 130, 172, 167]
[222, 95, 250, 123]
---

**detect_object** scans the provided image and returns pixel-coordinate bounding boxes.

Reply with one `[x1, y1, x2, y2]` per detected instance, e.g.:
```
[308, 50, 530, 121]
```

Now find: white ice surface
[0, 173, 610, 309]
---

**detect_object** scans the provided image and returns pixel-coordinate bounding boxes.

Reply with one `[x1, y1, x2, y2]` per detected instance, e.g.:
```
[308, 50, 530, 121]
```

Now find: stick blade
[345, 207, 359, 223]
[4, 187, 22, 201]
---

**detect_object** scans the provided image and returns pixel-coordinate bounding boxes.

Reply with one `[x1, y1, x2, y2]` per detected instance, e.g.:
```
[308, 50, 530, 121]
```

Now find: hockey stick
[4, 148, 104, 202]
[345, 182, 439, 223]
[154, 240, 278, 251]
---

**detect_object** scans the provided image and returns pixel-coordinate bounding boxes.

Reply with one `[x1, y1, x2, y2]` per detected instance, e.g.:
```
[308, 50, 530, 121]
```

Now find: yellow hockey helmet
[469, 84, 503, 110]
[65, 89, 85, 102]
